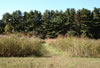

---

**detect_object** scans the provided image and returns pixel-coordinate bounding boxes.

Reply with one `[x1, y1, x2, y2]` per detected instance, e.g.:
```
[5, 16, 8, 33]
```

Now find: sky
[0, 0, 100, 19]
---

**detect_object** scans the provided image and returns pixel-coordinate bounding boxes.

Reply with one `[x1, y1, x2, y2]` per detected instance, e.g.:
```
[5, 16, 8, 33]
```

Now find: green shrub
[4, 25, 13, 32]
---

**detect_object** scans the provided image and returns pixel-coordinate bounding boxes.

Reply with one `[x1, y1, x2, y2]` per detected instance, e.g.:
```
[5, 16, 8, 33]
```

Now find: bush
[4, 25, 13, 33]
[0, 35, 44, 57]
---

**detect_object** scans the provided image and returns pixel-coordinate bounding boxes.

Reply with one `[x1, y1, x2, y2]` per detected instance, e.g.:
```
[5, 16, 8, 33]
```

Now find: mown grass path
[0, 56, 100, 68]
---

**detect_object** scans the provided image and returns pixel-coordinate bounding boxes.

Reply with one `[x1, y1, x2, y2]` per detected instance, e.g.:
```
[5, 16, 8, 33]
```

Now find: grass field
[0, 56, 100, 68]
[0, 35, 100, 68]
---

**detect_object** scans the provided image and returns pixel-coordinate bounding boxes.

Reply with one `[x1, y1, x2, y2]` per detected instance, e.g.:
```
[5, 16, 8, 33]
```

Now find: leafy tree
[4, 25, 13, 32]
[0, 20, 4, 33]
[2, 13, 12, 24]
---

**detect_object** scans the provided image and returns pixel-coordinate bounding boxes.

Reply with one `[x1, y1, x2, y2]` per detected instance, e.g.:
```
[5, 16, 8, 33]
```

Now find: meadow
[0, 35, 100, 68]
[0, 57, 100, 68]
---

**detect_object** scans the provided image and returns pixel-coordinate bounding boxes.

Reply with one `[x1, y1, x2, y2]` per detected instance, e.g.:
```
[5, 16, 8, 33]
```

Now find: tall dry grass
[0, 35, 100, 57]
[0, 35, 44, 57]
[49, 37, 100, 57]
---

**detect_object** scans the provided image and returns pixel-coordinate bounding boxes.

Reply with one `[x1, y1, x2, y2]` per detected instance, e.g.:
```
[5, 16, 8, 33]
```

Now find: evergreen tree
[1, 8, 100, 39]
[92, 8, 100, 38]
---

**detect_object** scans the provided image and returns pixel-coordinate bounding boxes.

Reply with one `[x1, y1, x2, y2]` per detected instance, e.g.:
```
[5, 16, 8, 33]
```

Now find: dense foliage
[0, 8, 100, 39]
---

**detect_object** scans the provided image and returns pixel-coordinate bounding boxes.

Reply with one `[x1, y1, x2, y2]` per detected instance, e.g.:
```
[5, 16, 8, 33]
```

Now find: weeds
[0, 35, 100, 57]
[49, 37, 100, 57]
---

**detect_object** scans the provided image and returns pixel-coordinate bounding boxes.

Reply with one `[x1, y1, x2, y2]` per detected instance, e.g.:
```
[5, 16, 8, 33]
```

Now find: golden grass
[47, 37, 100, 57]
[0, 34, 100, 57]
[0, 35, 44, 57]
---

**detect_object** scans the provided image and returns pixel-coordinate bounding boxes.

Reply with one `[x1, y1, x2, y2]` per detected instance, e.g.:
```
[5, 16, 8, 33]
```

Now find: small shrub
[4, 25, 13, 33]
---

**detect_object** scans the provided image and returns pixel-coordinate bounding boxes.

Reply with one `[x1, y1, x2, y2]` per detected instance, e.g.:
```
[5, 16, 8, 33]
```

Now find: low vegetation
[0, 57, 100, 68]
[0, 35, 61, 57]
[0, 35, 100, 57]
[0, 35, 48, 57]
[49, 37, 100, 57]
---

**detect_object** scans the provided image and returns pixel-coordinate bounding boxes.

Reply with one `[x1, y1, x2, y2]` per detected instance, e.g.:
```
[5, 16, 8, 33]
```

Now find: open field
[0, 35, 100, 57]
[0, 35, 100, 68]
[0, 56, 100, 68]
[0, 0, 100, 68]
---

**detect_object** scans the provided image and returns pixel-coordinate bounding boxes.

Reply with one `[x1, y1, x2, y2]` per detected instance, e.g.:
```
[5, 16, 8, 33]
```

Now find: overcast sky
[0, 0, 100, 19]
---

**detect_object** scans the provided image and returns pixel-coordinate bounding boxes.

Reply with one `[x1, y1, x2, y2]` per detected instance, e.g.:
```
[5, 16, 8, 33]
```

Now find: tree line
[0, 7, 100, 39]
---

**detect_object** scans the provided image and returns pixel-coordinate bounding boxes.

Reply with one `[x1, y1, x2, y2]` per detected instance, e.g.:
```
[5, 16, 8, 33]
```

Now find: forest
[0, 7, 100, 39]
